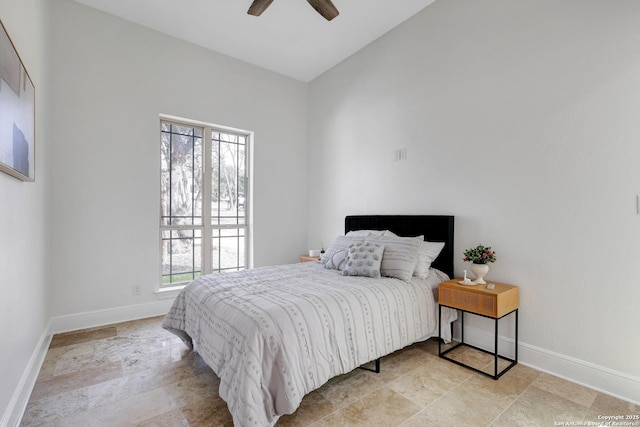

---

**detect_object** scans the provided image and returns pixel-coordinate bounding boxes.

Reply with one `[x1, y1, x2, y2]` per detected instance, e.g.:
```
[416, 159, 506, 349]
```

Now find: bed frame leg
[359, 358, 381, 373]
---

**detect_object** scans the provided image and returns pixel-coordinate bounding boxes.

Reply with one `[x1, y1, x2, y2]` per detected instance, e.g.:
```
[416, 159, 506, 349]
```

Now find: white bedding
[162, 261, 457, 427]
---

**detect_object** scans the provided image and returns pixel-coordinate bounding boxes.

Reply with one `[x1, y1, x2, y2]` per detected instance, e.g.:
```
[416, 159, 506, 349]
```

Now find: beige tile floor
[21, 316, 638, 426]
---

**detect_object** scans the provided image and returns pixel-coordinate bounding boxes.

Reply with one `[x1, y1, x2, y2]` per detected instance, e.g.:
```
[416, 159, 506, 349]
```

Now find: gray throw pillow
[342, 242, 385, 278]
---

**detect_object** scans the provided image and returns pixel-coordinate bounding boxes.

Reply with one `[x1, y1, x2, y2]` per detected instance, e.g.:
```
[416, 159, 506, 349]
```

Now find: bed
[162, 215, 456, 427]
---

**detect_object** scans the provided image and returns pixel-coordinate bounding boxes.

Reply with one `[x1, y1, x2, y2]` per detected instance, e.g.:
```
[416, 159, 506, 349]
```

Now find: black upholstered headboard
[345, 215, 455, 278]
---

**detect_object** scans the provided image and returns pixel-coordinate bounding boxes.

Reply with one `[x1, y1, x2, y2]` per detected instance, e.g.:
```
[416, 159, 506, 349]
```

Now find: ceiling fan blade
[248, 0, 274, 16]
[306, 0, 339, 21]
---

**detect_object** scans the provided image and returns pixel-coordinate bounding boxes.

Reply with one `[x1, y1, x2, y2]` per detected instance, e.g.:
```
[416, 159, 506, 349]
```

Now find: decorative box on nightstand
[299, 255, 321, 263]
[438, 278, 519, 379]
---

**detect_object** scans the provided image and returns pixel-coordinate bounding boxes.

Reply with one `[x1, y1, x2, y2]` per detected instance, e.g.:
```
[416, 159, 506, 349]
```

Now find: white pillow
[345, 229, 387, 237]
[325, 249, 348, 270]
[342, 241, 385, 278]
[321, 236, 365, 266]
[414, 241, 445, 279]
[364, 235, 423, 281]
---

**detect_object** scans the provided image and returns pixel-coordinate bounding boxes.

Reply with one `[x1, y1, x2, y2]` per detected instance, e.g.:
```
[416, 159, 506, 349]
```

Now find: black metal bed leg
[360, 358, 381, 373]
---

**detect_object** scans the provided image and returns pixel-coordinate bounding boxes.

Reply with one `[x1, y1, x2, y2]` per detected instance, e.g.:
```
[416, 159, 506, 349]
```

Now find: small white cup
[308, 249, 321, 257]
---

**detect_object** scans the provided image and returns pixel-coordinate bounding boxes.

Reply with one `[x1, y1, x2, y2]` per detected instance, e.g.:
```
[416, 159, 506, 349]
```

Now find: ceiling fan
[248, 0, 339, 21]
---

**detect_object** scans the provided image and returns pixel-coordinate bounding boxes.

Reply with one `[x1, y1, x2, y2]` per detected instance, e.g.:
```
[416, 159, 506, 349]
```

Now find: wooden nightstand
[299, 255, 321, 263]
[438, 278, 519, 379]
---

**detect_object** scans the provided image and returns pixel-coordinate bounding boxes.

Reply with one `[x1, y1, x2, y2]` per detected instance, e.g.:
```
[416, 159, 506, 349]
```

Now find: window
[160, 117, 250, 287]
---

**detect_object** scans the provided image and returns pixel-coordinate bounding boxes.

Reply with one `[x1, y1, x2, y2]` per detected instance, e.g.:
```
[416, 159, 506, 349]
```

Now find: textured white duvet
[162, 262, 456, 427]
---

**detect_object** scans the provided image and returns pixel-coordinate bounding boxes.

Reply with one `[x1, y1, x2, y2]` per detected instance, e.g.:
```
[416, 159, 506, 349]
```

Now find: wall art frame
[0, 19, 35, 182]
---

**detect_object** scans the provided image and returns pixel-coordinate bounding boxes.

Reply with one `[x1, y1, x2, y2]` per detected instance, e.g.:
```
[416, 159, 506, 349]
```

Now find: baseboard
[456, 323, 640, 405]
[1, 320, 52, 427]
[49, 299, 175, 334]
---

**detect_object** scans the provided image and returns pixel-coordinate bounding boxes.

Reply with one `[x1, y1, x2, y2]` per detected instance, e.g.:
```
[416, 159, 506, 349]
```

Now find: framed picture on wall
[0, 19, 35, 182]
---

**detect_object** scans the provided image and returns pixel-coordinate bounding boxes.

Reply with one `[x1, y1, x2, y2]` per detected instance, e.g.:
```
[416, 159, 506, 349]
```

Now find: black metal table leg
[438, 304, 442, 355]
[439, 307, 518, 380]
[494, 316, 499, 378]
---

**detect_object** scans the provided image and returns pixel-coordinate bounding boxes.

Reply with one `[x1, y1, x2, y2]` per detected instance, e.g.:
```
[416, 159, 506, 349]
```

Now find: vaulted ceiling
[72, 0, 437, 82]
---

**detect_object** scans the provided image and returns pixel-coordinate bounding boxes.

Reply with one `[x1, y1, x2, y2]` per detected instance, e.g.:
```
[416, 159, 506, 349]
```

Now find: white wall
[0, 0, 51, 423]
[308, 0, 640, 401]
[49, 0, 308, 318]
[4, 0, 639, 419]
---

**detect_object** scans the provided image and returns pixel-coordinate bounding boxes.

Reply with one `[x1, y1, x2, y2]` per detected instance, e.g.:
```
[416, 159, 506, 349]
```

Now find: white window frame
[157, 114, 252, 296]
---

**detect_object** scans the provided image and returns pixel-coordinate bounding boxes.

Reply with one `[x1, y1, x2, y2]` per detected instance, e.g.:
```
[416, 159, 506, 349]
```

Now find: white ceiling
[71, 0, 437, 82]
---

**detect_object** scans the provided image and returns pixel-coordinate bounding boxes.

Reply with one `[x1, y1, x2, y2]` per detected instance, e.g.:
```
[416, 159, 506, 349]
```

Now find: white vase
[470, 263, 489, 284]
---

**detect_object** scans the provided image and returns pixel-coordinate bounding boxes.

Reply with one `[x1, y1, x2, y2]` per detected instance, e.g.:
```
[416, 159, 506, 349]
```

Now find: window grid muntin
[212, 132, 247, 226]
[161, 228, 202, 285]
[160, 122, 203, 227]
[160, 118, 249, 287]
[211, 129, 247, 272]
[211, 226, 246, 272]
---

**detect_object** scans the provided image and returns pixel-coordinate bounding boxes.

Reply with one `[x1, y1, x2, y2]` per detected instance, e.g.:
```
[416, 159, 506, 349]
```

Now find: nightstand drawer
[439, 280, 518, 318]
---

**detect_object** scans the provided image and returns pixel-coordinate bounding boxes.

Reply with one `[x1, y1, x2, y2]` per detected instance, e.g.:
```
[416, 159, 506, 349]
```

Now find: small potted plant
[463, 244, 496, 284]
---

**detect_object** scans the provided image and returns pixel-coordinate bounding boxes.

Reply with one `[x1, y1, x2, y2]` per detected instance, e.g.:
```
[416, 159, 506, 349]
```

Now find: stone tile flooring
[21, 316, 638, 426]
